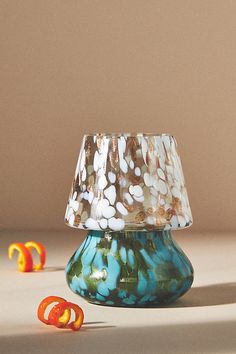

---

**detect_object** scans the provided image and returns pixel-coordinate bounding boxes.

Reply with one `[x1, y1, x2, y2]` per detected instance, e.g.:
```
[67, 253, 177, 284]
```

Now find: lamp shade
[65, 133, 192, 231]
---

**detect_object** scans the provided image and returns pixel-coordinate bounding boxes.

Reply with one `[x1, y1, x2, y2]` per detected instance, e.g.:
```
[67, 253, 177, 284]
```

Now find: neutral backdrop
[1, 0, 236, 232]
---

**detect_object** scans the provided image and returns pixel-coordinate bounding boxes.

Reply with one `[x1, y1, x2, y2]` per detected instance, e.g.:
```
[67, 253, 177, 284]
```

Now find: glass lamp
[65, 133, 193, 307]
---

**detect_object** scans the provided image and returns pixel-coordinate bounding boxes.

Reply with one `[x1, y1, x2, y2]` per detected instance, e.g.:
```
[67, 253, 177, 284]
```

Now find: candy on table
[37, 296, 84, 331]
[8, 241, 46, 272]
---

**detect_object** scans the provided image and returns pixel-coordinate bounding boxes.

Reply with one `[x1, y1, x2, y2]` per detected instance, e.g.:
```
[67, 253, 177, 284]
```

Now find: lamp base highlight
[65, 230, 193, 307]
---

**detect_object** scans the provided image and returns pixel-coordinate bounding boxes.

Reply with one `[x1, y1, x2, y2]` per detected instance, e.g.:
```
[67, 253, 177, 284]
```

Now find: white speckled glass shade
[65, 133, 193, 231]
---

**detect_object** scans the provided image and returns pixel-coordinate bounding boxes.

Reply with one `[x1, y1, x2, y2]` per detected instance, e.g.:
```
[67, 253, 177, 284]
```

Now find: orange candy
[8, 241, 46, 272]
[24, 241, 46, 271]
[37, 296, 84, 331]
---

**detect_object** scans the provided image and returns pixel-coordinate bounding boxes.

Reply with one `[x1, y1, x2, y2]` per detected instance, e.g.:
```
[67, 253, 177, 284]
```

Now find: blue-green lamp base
[65, 230, 194, 307]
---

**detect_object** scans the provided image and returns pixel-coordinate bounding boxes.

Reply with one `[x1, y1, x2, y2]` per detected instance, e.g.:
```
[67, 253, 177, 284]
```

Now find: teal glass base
[65, 230, 194, 307]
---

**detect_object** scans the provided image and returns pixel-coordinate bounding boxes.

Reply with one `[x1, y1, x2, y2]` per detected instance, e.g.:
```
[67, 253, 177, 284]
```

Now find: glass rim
[83, 132, 174, 138]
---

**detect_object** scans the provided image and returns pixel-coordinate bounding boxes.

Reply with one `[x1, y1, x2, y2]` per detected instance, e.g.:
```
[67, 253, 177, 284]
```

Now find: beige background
[1, 0, 236, 232]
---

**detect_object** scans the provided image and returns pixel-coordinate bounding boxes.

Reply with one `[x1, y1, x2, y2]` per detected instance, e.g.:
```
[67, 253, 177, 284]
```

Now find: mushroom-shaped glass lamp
[65, 133, 193, 307]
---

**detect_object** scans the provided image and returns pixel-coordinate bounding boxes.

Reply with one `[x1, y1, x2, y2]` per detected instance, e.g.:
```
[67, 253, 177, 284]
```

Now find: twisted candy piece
[37, 296, 71, 326]
[38, 296, 84, 331]
[8, 243, 33, 272]
[24, 241, 46, 271]
[8, 241, 46, 272]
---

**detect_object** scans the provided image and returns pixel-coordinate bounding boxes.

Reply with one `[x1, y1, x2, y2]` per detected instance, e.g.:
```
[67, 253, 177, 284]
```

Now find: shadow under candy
[43, 266, 65, 272]
[82, 321, 116, 330]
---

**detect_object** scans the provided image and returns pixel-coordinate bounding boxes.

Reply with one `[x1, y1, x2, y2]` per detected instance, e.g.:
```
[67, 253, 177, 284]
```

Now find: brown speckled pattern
[65, 133, 192, 231]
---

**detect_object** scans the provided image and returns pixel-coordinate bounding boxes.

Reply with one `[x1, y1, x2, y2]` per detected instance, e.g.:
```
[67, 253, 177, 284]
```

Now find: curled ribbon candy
[8, 241, 46, 272]
[37, 296, 84, 331]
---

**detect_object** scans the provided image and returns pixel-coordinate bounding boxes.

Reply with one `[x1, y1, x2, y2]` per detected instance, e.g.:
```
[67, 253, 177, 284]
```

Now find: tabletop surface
[1, 230, 236, 354]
